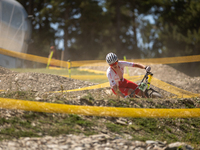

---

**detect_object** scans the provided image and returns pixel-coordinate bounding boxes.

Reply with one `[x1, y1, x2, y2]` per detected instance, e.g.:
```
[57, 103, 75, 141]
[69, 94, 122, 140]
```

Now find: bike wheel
[145, 88, 163, 98]
[151, 91, 162, 98]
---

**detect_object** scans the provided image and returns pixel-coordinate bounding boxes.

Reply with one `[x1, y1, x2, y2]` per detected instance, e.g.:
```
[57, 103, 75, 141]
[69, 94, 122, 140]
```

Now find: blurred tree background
[17, 0, 200, 76]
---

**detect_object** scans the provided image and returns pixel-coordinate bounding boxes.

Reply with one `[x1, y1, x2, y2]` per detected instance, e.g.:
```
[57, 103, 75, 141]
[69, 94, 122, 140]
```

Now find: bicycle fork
[147, 73, 153, 90]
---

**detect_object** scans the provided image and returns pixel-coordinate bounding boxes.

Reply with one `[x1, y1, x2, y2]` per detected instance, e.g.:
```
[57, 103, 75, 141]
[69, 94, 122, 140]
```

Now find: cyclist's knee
[128, 89, 134, 95]
[137, 90, 143, 96]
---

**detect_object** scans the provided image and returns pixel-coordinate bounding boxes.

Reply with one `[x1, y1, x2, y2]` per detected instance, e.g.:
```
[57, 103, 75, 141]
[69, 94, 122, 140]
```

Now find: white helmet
[106, 52, 118, 65]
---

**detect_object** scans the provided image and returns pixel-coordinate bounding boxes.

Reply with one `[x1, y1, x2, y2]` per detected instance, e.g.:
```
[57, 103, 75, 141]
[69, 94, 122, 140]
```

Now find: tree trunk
[115, 0, 121, 56]
[64, 8, 70, 61]
[28, 0, 33, 15]
[133, 13, 137, 48]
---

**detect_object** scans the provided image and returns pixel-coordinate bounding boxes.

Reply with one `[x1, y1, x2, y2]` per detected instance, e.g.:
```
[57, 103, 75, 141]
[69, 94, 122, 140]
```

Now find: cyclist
[106, 52, 151, 98]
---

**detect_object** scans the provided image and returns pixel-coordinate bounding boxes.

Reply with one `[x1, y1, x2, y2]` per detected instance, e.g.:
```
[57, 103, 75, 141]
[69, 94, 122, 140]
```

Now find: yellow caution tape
[78, 68, 130, 77]
[78, 68, 107, 74]
[61, 74, 133, 80]
[61, 75, 108, 80]
[50, 76, 143, 93]
[0, 74, 197, 98]
[130, 55, 200, 65]
[151, 77, 199, 98]
[60, 68, 199, 98]
[53, 75, 199, 98]
[49, 67, 67, 70]
[51, 82, 110, 93]
[0, 98, 199, 118]
[1, 48, 200, 67]
[0, 46, 198, 98]
[73, 55, 200, 67]
[0, 48, 68, 68]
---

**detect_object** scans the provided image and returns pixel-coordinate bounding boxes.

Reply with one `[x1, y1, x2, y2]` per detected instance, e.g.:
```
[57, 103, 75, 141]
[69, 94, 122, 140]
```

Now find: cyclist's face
[110, 61, 118, 69]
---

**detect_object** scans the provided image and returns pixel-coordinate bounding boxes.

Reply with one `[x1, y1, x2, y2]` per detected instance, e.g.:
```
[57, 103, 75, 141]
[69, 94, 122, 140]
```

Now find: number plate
[139, 83, 148, 92]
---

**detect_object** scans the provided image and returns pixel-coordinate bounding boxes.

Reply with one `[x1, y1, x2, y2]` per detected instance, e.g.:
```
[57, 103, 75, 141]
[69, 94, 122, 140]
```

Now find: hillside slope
[0, 65, 199, 150]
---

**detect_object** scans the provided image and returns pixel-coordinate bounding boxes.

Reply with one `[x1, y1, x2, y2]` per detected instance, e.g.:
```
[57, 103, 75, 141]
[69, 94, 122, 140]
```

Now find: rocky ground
[0, 65, 199, 150]
[0, 134, 194, 150]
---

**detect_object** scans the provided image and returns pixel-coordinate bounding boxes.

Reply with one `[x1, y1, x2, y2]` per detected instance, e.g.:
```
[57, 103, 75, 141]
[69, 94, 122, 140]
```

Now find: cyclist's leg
[123, 78, 140, 96]
[136, 90, 146, 97]
[115, 78, 143, 97]
[118, 87, 130, 96]
[112, 87, 144, 98]
[111, 87, 130, 96]
[124, 78, 147, 97]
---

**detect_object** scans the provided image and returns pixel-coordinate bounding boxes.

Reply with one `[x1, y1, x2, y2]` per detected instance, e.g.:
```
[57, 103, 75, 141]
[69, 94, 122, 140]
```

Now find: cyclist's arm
[120, 61, 146, 70]
[112, 84, 126, 98]
[134, 63, 146, 69]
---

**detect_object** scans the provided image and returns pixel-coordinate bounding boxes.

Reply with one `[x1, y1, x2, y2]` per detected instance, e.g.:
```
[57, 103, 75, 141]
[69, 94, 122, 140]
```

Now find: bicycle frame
[129, 72, 153, 97]
[147, 72, 153, 90]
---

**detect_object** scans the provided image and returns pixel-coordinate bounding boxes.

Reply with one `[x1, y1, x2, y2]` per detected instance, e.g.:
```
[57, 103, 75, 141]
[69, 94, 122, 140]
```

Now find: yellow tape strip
[151, 77, 199, 98]
[53, 75, 199, 98]
[61, 74, 134, 80]
[0, 48, 68, 68]
[0, 73, 196, 98]
[1, 48, 200, 67]
[71, 61, 105, 67]
[61, 75, 108, 80]
[78, 68, 130, 77]
[0, 46, 198, 98]
[51, 82, 110, 93]
[78, 68, 107, 74]
[130, 55, 200, 65]
[0, 98, 199, 118]
[73, 55, 200, 67]
[51, 76, 143, 93]
[49, 67, 67, 70]
[63, 68, 199, 98]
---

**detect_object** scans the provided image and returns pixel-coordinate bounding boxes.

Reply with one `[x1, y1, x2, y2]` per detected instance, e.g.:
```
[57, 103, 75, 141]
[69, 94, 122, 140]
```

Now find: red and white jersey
[106, 61, 134, 88]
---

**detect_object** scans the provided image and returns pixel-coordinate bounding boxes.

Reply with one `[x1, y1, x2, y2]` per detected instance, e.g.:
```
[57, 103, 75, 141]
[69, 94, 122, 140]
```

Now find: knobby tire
[145, 88, 162, 98]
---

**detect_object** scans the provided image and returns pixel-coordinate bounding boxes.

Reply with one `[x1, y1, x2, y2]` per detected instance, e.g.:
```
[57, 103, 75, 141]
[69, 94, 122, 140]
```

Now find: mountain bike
[129, 72, 162, 98]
